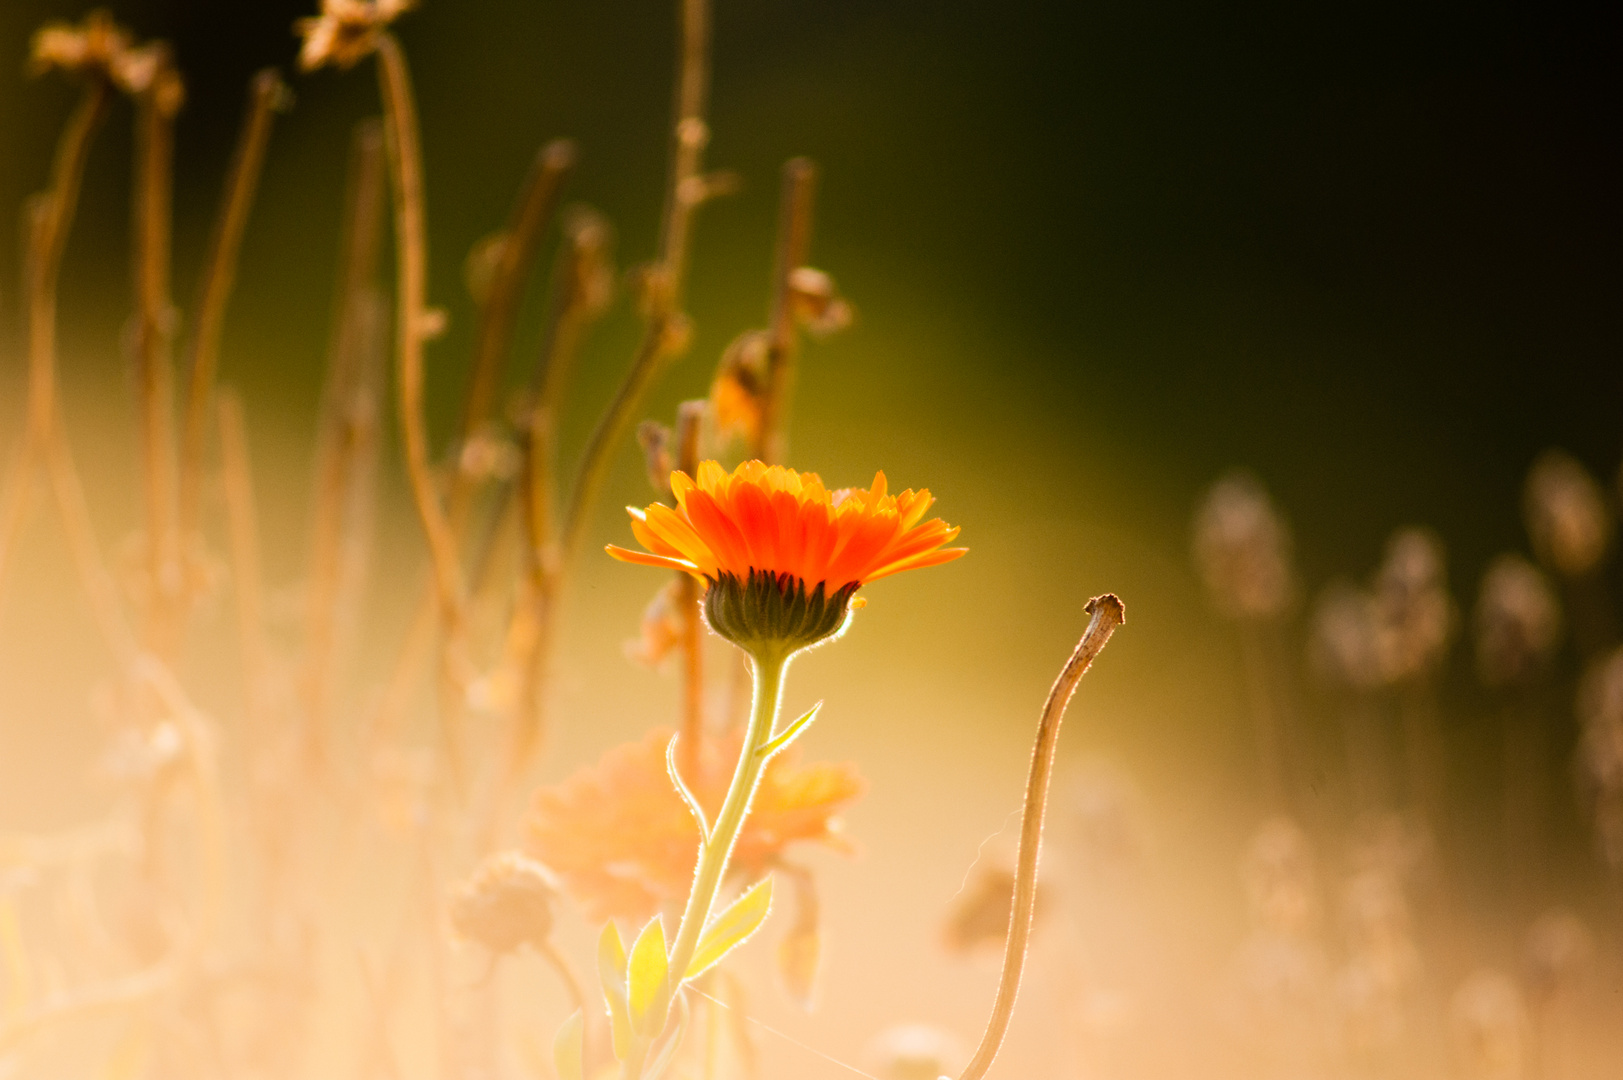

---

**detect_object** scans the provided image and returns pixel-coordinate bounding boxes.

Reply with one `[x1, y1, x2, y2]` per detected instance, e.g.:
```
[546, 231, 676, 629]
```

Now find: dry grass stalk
[217, 391, 272, 749]
[675, 399, 706, 778]
[758, 158, 818, 466]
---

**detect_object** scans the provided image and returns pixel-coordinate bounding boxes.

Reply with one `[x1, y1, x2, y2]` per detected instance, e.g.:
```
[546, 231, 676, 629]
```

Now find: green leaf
[685, 876, 775, 980]
[597, 922, 632, 1060]
[757, 701, 823, 759]
[627, 915, 669, 1035]
[551, 1009, 584, 1080]
[665, 733, 711, 843]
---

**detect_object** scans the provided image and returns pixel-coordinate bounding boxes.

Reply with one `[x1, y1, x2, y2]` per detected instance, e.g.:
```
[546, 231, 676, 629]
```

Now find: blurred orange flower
[528, 728, 863, 923]
[607, 460, 965, 591]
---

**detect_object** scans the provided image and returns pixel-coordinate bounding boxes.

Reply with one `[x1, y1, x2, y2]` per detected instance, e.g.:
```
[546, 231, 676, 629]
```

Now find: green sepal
[597, 922, 632, 1060]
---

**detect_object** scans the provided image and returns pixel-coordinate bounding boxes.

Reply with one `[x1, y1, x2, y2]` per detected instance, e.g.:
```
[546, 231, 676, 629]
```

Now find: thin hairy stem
[958, 594, 1125, 1080]
[131, 68, 184, 655]
[757, 158, 817, 466]
[177, 70, 290, 540]
[375, 32, 472, 786]
[623, 647, 789, 1079]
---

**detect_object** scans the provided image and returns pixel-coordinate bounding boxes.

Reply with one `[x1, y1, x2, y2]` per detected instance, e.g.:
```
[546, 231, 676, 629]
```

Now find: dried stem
[758, 158, 817, 466]
[217, 390, 271, 746]
[177, 69, 290, 539]
[558, 0, 715, 565]
[958, 594, 1125, 1080]
[375, 32, 472, 785]
[537, 938, 587, 1021]
[306, 120, 390, 766]
[1236, 621, 1288, 814]
[449, 139, 577, 531]
[676, 400, 706, 778]
[131, 66, 184, 654]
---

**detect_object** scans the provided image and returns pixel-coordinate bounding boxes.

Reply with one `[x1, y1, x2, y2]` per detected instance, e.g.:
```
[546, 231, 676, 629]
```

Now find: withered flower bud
[1449, 971, 1528, 1080]
[296, 0, 415, 72]
[710, 330, 771, 444]
[1475, 555, 1561, 688]
[1310, 583, 1387, 691]
[942, 865, 1046, 955]
[30, 11, 182, 104]
[624, 580, 685, 669]
[449, 851, 559, 955]
[1524, 449, 1612, 578]
[787, 267, 854, 337]
[1523, 908, 1593, 1005]
[1371, 527, 1456, 682]
[457, 428, 519, 482]
[636, 421, 675, 500]
[1193, 471, 1295, 620]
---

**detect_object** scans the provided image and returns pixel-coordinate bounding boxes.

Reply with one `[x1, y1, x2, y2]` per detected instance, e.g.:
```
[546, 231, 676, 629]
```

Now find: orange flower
[608, 460, 965, 592]
[528, 728, 863, 924]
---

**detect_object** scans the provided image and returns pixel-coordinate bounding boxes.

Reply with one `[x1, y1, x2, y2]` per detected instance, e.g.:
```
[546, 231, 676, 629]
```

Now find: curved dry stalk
[375, 32, 473, 787]
[0, 79, 110, 615]
[537, 938, 587, 1020]
[178, 69, 291, 539]
[130, 66, 185, 655]
[450, 139, 577, 531]
[217, 390, 272, 747]
[958, 594, 1125, 1080]
[559, 0, 718, 566]
[757, 157, 817, 466]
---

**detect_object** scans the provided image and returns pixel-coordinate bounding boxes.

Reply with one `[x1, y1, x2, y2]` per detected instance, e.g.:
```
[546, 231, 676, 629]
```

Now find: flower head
[448, 851, 558, 955]
[607, 460, 965, 652]
[296, 0, 413, 72]
[527, 728, 863, 924]
[31, 11, 180, 105]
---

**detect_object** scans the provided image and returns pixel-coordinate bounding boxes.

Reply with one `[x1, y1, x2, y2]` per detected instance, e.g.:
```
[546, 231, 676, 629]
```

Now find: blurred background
[1, 0, 1620, 1077]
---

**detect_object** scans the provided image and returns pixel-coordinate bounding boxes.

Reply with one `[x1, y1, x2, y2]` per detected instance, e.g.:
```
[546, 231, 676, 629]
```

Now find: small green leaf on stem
[665, 733, 711, 843]
[686, 876, 774, 980]
[757, 701, 822, 759]
[628, 916, 669, 1035]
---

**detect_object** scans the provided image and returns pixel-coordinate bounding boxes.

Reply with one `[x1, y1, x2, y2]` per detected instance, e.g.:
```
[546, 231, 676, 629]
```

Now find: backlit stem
[622, 646, 789, 1079]
[958, 594, 1125, 1080]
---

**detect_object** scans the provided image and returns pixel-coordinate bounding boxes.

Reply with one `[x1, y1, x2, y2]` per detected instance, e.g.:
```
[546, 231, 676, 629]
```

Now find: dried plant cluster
[0, 4, 1124, 1080]
[1185, 453, 1623, 1079]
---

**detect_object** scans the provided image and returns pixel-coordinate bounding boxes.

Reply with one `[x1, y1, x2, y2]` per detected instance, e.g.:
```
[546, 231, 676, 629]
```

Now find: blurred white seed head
[1193, 471, 1296, 620]
[1449, 970, 1528, 1080]
[1475, 554, 1562, 688]
[1371, 527, 1456, 682]
[1310, 582, 1387, 691]
[1523, 908, 1594, 1004]
[1242, 817, 1319, 939]
[865, 1024, 964, 1080]
[1524, 450, 1612, 578]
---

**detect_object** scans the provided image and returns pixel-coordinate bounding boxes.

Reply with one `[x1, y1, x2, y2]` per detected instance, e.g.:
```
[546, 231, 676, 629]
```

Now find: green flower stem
[622, 645, 789, 1079]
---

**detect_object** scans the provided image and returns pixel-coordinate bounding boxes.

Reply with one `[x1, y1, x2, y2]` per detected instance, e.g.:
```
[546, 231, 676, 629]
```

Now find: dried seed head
[30, 11, 181, 104]
[1310, 582, 1387, 690]
[296, 0, 414, 72]
[1524, 449, 1612, 578]
[457, 429, 519, 482]
[1523, 908, 1593, 1004]
[787, 267, 853, 337]
[1449, 971, 1528, 1080]
[636, 421, 675, 500]
[1371, 527, 1455, 682]
[1193, 471, 1295, 620]
[448, 851, 559, 955]
[1241, 817, 1319, 938]
[1475, 554, 1561, 688]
